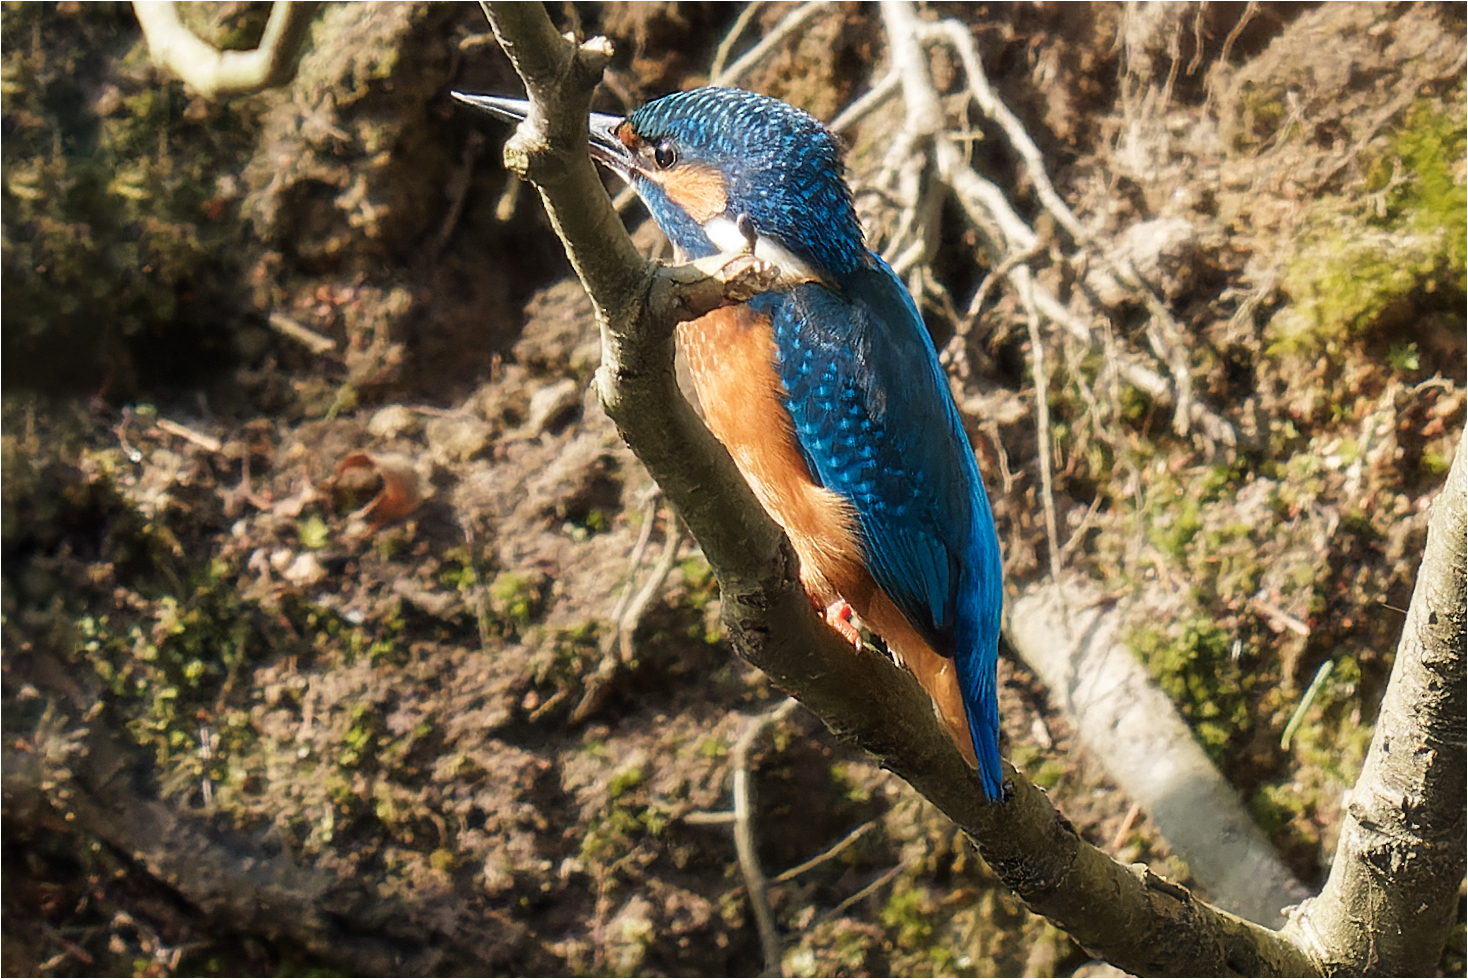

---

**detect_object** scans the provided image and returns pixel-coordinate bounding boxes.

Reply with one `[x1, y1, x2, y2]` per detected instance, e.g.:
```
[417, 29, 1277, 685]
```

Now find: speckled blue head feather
[626, 88, 866, 278]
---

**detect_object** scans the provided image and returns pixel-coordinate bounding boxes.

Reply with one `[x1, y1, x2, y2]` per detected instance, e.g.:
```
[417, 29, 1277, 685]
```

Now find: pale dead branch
[133, 1, 315, 99]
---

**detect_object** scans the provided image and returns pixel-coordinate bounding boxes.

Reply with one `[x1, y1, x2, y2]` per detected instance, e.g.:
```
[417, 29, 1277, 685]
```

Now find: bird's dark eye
[652, 139, 677, 170]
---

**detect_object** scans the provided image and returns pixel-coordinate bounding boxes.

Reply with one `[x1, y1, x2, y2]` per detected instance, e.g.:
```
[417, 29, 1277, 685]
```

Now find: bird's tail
[834, 571, 1004, 798]
[859, 589, 980, 770]
[957, 650, 1003, 800]
[955, 566, 1005, 801]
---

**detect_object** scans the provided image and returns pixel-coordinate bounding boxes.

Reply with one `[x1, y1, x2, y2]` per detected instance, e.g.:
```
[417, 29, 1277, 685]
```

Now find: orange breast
[678, 305, 868, 607]
[678, 305, 978, 766]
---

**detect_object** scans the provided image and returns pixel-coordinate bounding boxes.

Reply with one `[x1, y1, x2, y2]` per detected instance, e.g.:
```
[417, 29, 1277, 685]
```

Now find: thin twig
[980, 418, 1016, 494]
[1216, 1, 1258, 70]
[830, 70, 901, 134]
[430, 129, 485, 261]
[1187, 4, 1207, 76]
[1110, 801, 1143, 852]
[1158, 13, 1184, 111]
[153, 418, 222, 453]
[817, 862, 906, 924]
[709, 1, 765, 82]
[610, 494, 663, 627]
[941, 241, 1043, 380]
[925, 19, 1088, 242]
[113, 409, 142, 464]
[683, 810, 736, 826]
[1250, 594, 1312, 638]
[1018, 270, 1061, 581]
[772, 820, 878, 883]
[712, 2, 831, 88]
[268, 312, 337, 355]
[733, 699, 800, 976]
[618, 512, 686, 664]
[573, 498, 682, 723]
[1058, 492, 1104, 565]
[1029, 288, 1172, 401]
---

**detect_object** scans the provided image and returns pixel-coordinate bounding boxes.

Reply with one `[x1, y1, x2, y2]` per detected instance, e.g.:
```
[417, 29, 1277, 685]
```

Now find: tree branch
[1283, 435, 1467, 975]
[133, 1, 316, 98]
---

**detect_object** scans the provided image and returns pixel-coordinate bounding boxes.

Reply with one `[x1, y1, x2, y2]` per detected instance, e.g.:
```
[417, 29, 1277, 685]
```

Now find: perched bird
[457, 87, 1006, 799]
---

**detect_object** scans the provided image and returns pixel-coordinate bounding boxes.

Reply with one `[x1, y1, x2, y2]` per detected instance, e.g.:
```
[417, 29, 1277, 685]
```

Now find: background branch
[1006, 580, 1311, 927]
[133, 1, 316, 98]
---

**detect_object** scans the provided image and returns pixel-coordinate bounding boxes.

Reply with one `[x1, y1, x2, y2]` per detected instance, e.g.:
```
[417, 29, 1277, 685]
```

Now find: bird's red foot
[816, 598, 862, 650]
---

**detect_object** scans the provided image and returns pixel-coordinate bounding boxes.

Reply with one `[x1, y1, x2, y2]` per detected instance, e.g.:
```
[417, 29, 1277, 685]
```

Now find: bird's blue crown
[626, 88, 866, 278]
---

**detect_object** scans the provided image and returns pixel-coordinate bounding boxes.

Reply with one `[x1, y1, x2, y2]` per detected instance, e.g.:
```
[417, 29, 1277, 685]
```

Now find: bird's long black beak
[451, 92, 634, 181]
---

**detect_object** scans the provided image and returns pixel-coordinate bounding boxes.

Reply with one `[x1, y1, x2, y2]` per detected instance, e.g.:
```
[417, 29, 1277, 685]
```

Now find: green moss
[678, 555, 718, 610]
[1421, 450, 1452, 475]
[880, 886, 933, 950]
[489, 570, 539, 627]
[1131, 616, 1248, 760]
[608, 764, 645, 800]
[1269, 94, 1467, 354]
[1386, 342, 1421, 373]
[297, 514, 330, 550]
[1029, 758, 1068, 790]
[578, 782, 668, 867]
[830, 762, 873, 804]
[438, 545, 487, 592]
[1231, 80, 1291, 152]
[1008, 742, 1066, 788]
[375, 530, 408, 561]
[1390, 99, 1468, 275]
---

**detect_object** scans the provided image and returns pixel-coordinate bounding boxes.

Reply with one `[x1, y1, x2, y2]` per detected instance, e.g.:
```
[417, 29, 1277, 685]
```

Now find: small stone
[526, 378, 581, 434]
[282, 553, 327, 587]
[367, 404, 420, 439]
[427, 415, 492, 463]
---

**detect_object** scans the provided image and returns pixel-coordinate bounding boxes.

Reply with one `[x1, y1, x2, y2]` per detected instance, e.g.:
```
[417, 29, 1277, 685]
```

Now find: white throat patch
[702, 215, 825, 288]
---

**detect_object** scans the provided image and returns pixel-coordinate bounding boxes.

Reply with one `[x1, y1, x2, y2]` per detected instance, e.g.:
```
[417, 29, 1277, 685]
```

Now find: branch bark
[1282, 435, 1467, 975]
[481, 4, 1461, 975]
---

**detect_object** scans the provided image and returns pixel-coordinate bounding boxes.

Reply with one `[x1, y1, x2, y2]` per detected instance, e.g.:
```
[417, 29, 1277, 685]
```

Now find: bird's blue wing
[754, 256, 1005, 796]
[756, 259, 991, 647]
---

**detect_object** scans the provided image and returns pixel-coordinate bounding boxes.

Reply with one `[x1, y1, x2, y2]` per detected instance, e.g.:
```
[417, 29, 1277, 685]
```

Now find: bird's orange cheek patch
[655, 166, 729, 224]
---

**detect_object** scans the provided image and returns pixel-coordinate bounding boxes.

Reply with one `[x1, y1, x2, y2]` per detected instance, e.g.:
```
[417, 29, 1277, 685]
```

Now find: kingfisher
[456, 87, 1007, 800]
